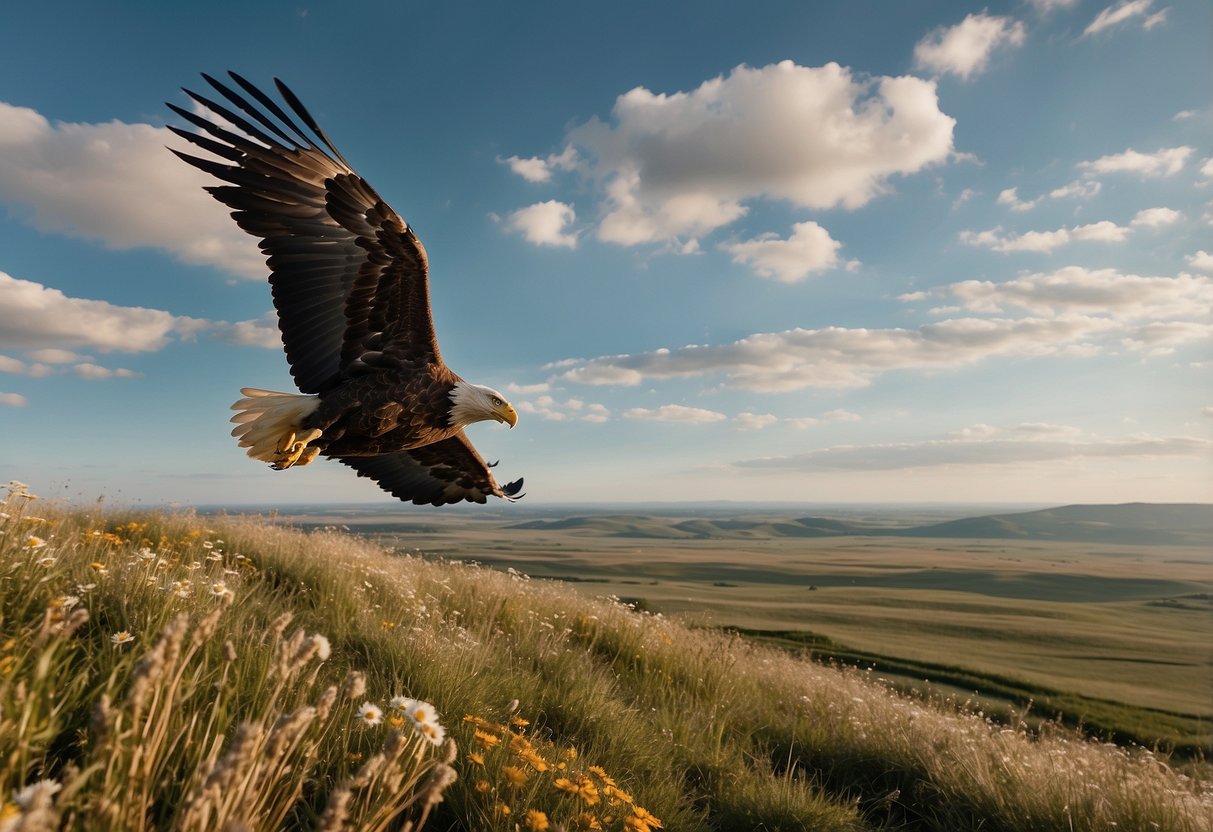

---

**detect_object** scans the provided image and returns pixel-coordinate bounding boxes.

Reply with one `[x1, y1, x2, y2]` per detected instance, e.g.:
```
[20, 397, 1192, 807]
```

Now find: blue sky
[1, 0, 1210, 506]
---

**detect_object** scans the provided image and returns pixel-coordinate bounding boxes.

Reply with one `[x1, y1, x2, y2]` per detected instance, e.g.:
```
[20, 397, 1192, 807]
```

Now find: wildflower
[467, 752, 485, 765]
[555, 775, 600, 805]
[417, 720, 446, 746]
[493, 801, 511, 817]
[625, 807, 663, 831]
[136, 547, 157, 560]
[517, 747, 549, 771]
[111, 631, 135, 647]
[502, 765, 528, 788]
[475, 729, 501, 748]
[474, 780, 492, 794]
[525, 809, 550, 831]
[51, 595, 80, 611]
[89, 561, 109, 575]
[575, 813, 603, 830]
[589, 766, 617, 786]
[35, 556, 56, 567]
[24, 535, 47, 550]
[76, 583, 97, 593]
[389, 695, 409, 710]
[311, 634, 331, 660]
[355, 702, 383, 726]
[12, 779, 60, 809]
[210, 581, 234, 600]
[511, 715, 530, 728]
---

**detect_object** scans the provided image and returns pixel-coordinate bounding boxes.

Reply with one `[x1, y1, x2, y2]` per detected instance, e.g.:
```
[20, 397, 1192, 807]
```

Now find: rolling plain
[263, 502, 1213, 753]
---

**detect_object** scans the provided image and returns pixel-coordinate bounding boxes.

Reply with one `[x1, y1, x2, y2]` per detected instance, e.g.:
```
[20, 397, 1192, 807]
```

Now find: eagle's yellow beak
[499, 405, 518, 428]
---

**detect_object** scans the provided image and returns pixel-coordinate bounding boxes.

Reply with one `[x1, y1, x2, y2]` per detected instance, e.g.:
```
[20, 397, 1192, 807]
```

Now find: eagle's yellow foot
[270, 428, 323, 470]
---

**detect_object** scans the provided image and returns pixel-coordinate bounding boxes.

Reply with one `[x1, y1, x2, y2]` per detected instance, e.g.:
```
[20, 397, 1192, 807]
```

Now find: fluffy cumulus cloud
[0, 271, 281, 363]
[0, 392, 29, 407]
[960, 220, 1131, 253]
[502, 201, 578, 248]
[732, 431, 1211, 472]
[562, 315, 1121, 392]
[0, 101, 263, 278]
[557, 60, 954, 247]
[913, 13, 1027, 80]
[921, 267, 1213, 322]
[1186, 251, 1213, 272]
[733, 412, 779, 430]
[1078, 146, 1193, 178]
[517, 394, 610, 423]
[499, 147, 578, 184]
[720, 221, 843, 282]
[1083, 0, 1168, 36]
[622, 404, 727, 424]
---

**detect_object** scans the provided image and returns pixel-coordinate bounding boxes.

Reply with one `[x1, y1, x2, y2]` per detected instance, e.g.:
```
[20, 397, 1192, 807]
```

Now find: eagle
[169, 73, 524, 506]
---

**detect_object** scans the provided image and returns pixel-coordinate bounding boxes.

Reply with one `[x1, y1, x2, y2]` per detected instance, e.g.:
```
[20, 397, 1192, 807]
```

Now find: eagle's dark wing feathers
[339, 434, 525, 506]
[169, 72, 438, 394]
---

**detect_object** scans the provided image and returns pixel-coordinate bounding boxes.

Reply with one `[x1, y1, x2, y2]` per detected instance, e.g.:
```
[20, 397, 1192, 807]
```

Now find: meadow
[307, 506, 1213, 754]
[2, 483, 1211, 831]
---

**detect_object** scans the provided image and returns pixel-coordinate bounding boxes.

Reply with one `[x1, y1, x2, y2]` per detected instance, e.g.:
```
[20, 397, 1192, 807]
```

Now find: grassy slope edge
[1, 493, 1210, 831]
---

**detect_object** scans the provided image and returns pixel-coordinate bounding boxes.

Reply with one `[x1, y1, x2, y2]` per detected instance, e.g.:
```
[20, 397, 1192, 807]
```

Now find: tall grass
[1, 480, 1209, 831]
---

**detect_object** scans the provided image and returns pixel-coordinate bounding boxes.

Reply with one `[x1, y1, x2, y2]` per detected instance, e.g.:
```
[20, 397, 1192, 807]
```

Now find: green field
[276, 506, 1213, 754]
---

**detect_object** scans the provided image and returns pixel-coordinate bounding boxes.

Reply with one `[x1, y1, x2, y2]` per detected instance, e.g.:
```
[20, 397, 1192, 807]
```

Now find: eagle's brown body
[306, 364, 464, 458]
[171, 73, 523, 505]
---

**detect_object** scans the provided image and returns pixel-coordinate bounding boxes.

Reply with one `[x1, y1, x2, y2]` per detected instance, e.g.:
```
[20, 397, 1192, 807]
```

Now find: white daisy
[355, 702, 383, 726]
[111, 631, 135, 646]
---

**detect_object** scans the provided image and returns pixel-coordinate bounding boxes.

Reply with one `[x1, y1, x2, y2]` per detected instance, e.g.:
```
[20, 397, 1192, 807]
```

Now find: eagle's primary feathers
[170, 72, 524, 506]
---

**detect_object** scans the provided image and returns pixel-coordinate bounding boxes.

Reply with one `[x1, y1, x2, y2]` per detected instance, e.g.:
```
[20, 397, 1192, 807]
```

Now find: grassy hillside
[2, 483, 1210, 831]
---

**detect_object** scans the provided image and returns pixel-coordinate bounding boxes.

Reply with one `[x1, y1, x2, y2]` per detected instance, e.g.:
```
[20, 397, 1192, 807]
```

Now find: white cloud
[499, 147, 578, 183]
[734, 412, 778, 430]
[1202, 406, 1213, 418]
[1078, 146, 1193, 178]
[1083, 0, 1166, 36]
[516, 393, 610, 423]
[1028, 0, 1078, 13]
[1130, 207, 1181, 228]
[1201, 159, 1213, 178]
[733, 431, 1210, 472]
[823, 409, 863, 422]
[0, 392, 29, 407]
[787, 417, 821, 429]
[562, 315, 1121, 392]
[623, 404, 727, 424]
[913, 13, 1027, 80]
[72, 363, 140, 380]
[505, 382, 552, 395]
[25, 348, 85, 364]
[960, 220, 1130, 253]
[997, 187, 1040, 212]
[562, 60, 954, 247]
[1048, 179, 1101, 200]
[721, 221, 843, 282]
[503, 200, 578, 248]
[0, 272, 282, 358]
[0, 271, 182, 353]
[1186, 251, 1213, 272]
[922, 266, 1213, 321]
[0, 100, 263, 278]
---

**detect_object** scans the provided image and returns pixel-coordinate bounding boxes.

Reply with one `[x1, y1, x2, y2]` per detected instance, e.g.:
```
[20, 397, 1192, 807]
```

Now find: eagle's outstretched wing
[169, 72, 440, 394]
[339, 434, 525, 506]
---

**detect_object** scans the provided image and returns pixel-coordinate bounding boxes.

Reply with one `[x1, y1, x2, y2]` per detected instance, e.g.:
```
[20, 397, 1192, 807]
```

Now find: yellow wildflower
[474, 729, 501, 748]
[502, 765, 528, 788]
[510, 715, 530, 728]
[467, 752, 485, 765]
[575, 812, 603, 830]
[625, 807, 663, 830]
[474, 780, 492, 794]
[525, 809, 550, 831]
[494, 801, 511, 817]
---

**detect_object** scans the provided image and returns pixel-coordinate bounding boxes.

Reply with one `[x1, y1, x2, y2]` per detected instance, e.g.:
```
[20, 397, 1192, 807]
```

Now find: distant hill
[902, 503, 1213, 546]
[509, 503, 1213, 546]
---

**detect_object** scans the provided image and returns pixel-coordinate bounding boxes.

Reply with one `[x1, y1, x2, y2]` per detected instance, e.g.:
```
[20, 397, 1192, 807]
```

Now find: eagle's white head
[449, 382, 519, 429]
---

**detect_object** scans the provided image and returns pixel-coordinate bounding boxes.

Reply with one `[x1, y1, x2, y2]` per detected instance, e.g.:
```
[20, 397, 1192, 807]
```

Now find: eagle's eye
[491, 396, 503, 407]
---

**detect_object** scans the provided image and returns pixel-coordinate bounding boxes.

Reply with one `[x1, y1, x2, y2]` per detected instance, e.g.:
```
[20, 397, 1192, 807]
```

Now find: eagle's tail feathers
[230, 388, 322, 467]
